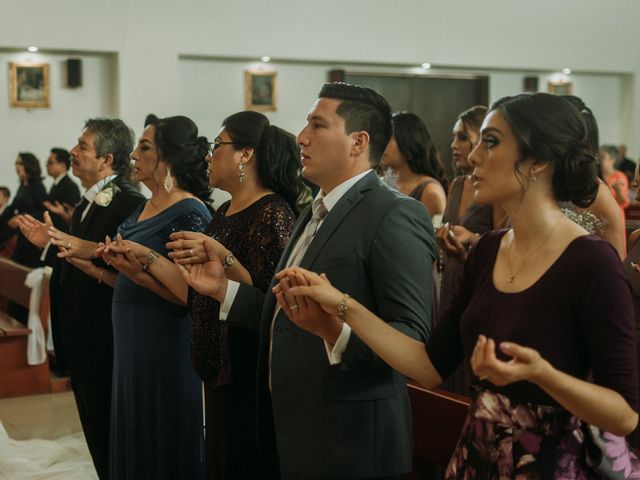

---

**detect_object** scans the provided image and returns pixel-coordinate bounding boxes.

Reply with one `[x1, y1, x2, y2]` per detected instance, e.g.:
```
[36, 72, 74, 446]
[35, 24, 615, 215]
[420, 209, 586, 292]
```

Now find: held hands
[16, 213, 53, 248]
[470, 334, 549, 387]
[175, 239, 228, 301]
[167, 231, 224, 265]
[273, 268, 344, 344]
[98, 234, 145, 282]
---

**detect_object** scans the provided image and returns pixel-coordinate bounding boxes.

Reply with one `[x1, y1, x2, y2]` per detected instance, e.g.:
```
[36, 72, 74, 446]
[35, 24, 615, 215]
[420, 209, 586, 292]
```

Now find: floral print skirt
[445, 389, 600, 479]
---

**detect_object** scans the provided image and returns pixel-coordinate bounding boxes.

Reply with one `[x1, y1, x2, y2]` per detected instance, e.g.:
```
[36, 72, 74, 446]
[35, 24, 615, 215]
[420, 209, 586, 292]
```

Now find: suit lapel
[299, 171, 379, 269]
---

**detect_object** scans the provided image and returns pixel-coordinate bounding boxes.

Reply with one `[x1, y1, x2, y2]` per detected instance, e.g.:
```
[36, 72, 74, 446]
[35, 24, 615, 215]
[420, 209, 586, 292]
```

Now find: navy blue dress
[110, 198, 211, 480]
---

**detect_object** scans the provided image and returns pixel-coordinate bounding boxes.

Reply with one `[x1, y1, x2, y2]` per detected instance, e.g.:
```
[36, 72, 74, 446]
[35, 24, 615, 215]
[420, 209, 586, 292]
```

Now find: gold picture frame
[548, 80, 573, 96]
[9, 62, 50, 108]
[244, 70, 277, 112]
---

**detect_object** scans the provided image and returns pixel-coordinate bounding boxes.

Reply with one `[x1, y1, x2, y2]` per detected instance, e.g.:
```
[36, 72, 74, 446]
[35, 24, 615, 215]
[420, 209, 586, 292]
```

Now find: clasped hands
[272, 268, 346, 345]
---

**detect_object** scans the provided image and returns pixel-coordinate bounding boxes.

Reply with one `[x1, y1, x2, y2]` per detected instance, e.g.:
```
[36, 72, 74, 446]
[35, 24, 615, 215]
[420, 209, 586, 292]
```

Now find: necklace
[506, 214, 564, 283]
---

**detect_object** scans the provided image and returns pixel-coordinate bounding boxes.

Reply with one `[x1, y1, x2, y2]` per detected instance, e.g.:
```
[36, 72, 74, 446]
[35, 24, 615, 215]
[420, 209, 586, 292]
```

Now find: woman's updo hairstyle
[561, 95, 602, 179]
[222, 111, 303, 215]
[490, 93, 598, 208]
[391, 112, 448, 192]
[144, 114, 212, 207]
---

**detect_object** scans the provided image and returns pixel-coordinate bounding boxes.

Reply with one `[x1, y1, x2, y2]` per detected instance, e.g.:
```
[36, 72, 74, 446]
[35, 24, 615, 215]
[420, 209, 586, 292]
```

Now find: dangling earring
[164, 168, 174, 193]
[238, 162, 245, 184]
[530, 174, 537, 183]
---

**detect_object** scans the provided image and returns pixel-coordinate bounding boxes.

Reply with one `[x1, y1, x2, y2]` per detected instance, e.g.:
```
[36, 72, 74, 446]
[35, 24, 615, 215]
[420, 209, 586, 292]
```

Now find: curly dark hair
[144, 114, 212, 207]
[17, 152, 44, 184]
[222, 111, 303, 215]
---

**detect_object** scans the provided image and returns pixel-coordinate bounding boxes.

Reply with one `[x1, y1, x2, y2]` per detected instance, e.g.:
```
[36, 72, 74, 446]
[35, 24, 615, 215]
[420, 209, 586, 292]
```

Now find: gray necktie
[285, 198, 329, 268]
[269, 198, 329, 388]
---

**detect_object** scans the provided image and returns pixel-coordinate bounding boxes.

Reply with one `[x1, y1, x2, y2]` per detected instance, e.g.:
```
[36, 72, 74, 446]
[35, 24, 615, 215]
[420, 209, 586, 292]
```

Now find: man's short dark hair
[50, 147, 71, 169]
[318, 82, 392, 167]
[0, 186, 10, 198]
[84, 118, 135, 176]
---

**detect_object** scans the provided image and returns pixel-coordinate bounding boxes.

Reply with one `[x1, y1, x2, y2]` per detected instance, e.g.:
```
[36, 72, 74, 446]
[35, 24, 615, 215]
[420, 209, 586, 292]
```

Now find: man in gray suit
[187, 83, 435, 479]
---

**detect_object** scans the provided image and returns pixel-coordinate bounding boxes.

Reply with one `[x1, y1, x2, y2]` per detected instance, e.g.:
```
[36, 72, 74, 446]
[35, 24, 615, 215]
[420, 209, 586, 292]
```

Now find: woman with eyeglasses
[110, 110, 302, 479]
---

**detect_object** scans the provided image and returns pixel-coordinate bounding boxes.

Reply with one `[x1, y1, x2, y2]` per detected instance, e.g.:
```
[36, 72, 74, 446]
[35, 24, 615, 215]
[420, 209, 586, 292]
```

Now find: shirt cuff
[218, 280, 240, 321]
[324, 322, 352, 365]
[39, 241, 52, 261]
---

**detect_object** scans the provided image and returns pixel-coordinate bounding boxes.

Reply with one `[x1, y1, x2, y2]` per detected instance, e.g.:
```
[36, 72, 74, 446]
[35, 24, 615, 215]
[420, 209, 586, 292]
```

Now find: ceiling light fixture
[28, 46, 38, 52]
[261, 56, 271, 63]
[421, 62, 431, 70]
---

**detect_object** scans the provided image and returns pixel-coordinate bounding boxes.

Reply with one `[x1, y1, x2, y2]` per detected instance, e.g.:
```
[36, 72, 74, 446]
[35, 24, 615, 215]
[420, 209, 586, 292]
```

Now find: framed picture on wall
[244, 70, 277, 112]
[8, 62, 50, 108]
[547, 79, 573, 96]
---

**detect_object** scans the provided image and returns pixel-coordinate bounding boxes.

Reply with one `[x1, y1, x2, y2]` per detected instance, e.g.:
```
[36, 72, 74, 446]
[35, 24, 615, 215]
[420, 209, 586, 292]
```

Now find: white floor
[0, 392, 97, 479]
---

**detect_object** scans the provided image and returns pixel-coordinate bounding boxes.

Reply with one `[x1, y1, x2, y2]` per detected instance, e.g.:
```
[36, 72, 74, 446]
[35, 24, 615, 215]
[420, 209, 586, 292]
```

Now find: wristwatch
[223, 251, 235, 270]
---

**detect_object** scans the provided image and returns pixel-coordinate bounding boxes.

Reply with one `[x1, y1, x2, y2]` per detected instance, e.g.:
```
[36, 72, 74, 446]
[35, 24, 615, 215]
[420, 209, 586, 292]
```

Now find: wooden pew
[0, 258, 51, 398]
[408, 383, 471, 478]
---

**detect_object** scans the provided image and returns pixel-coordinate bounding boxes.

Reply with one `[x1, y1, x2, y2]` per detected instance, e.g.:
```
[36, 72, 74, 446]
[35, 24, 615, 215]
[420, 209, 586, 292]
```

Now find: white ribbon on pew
[24, 268, 47, 366]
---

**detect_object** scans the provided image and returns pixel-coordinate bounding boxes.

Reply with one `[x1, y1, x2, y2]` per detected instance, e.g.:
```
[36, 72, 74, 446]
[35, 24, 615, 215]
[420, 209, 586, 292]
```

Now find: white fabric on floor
[0, 422, 97, 479]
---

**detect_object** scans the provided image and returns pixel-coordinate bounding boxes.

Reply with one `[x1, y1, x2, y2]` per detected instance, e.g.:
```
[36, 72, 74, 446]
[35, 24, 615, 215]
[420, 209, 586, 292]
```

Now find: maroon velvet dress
[427, 230, 639, 479]
[188, 194, 295, 480]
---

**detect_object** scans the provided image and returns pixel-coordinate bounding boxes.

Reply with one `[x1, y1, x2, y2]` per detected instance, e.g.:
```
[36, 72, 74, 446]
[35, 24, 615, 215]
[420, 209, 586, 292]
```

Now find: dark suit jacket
[44, 174, 81, 266]
[227, 171, 435, 478]
[49, 176, 145, 380]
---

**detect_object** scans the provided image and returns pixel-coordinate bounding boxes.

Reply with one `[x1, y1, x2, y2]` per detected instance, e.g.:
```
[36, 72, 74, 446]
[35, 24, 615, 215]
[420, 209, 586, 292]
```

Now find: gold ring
[66, 242, 72, 249]
[289, 304, 299, 310]
[189, 249, 195, 257]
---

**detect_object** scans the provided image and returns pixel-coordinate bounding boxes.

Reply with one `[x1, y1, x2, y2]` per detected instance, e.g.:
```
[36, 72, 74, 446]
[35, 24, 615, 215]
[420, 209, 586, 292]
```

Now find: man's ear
[351, 131, 370, 156]
[100, 153, 115, 173]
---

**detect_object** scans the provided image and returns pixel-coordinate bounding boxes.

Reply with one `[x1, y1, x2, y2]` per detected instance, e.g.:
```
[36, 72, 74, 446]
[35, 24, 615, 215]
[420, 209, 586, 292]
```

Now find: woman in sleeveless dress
[382, 112, 447, 222]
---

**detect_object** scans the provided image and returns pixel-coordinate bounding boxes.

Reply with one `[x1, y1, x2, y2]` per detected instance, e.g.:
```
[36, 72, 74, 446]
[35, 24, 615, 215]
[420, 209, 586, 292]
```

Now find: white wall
[0, 50, 117, 192]
[1, 0, 639, 194]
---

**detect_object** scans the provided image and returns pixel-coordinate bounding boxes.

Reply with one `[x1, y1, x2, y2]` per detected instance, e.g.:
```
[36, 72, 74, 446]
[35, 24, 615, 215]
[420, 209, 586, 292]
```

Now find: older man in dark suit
[18, 119, 144, 479]
[184, 83, 434, 479]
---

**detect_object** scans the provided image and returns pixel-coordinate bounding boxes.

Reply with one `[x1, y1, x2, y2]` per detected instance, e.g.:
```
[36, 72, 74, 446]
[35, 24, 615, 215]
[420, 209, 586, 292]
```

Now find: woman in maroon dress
[276, 93, 639, 478]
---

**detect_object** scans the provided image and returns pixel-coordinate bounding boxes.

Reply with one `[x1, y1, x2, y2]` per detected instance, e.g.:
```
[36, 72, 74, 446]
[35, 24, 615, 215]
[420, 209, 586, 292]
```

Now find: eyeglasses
[207, 141, 237, 157]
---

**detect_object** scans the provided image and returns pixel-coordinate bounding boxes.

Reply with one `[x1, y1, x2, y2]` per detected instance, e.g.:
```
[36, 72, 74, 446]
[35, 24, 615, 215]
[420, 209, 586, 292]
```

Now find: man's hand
[43, 200, 74, 225]
[49, 226, 99, 260]
[16, 213, 53, 248]
[274, 269, 343, 345]
[175, 240, 228, 301]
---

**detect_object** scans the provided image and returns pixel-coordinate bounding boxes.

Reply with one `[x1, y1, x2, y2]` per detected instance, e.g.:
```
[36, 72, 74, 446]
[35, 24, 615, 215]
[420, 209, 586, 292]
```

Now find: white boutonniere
[94, 181, 120, 207]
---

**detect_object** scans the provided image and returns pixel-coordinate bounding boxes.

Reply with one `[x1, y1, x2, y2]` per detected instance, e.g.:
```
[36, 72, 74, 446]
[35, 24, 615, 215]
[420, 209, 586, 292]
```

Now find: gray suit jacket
[227, 171, 435, 478]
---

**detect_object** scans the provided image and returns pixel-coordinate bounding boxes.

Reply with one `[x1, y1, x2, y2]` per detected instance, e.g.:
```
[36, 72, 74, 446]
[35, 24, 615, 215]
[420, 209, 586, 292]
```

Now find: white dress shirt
[220, 170, 372, 364]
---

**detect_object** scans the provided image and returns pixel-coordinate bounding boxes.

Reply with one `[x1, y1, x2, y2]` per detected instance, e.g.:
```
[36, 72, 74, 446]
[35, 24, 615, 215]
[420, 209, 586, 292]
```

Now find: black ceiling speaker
[67, 58, 82, 88]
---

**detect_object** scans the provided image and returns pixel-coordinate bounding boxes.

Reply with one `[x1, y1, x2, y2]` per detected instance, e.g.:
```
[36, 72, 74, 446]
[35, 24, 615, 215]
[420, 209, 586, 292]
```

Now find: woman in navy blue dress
[100, 114, 212, 479]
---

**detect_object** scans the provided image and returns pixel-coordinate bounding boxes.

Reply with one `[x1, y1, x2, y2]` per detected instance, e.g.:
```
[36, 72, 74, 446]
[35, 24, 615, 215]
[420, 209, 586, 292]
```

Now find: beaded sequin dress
[189, 193, 295, 480]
